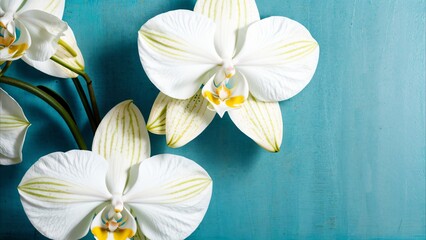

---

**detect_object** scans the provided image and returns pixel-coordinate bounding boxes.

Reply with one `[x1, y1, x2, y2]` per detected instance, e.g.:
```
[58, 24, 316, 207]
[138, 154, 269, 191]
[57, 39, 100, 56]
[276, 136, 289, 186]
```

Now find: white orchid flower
[0, 0, 68, 62]
[138, 0, 319, 152]
[0, 0, 85, 78]
[0, 87, 30, 165]
[18, 100, 213, 240]
[20, 0, 85, 78]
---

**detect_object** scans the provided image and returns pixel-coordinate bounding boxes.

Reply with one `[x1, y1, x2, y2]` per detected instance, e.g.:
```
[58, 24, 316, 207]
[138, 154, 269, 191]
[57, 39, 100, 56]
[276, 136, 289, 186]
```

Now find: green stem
[72, 77, 97, 132]
[0, 76, 88, 150]
[50, 56, 101, 125]
[0, 61, 12, 77]
[80, 73, 101, 124]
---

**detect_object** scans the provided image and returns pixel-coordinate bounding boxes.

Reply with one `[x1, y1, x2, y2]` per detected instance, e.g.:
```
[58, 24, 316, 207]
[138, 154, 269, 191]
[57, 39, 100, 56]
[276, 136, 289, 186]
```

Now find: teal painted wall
[0, 0, 425, 239]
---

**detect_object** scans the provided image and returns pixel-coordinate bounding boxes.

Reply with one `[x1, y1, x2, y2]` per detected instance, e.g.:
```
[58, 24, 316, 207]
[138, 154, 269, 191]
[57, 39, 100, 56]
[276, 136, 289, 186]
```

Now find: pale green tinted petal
[124, 154, 212, 240]
[17, 0, 65, 19]
[92, 100, 150, 195]
[194, 0, 260, 58]
[18, 150, 111, 239]
[138, 10, 222, 99]
[22, 27, 85, 78]
[147, 93, 171, 135]
[166, 90, 215, 148]
[0, 88, 30, 165]
[15, 10, 68, 61]
[0, 0, 23, 13]
[228, 94, 283, 152]
[234, 17, 320, 101]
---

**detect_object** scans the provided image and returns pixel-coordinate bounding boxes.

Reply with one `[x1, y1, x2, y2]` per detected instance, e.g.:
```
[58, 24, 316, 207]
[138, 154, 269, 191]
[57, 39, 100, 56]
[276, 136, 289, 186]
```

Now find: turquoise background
[1, 0, 425, 239]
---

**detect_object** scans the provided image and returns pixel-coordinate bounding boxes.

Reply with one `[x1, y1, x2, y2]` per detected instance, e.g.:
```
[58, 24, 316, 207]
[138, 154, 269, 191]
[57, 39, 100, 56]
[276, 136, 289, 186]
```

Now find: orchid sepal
[147, 92, 171, 135]
[229, 94, 283, 152]
[0, 88, 30, 165]
[165, 90, 216, 148]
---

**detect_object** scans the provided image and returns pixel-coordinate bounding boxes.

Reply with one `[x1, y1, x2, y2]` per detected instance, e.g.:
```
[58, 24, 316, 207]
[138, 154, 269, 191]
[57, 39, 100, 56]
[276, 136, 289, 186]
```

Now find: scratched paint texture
[0, 0, 424, 239]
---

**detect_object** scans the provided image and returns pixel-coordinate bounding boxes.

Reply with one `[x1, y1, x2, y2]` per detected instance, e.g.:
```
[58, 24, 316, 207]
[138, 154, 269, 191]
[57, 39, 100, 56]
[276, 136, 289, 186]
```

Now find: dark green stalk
[80, 73, 101, 124]
[0, 76, 88, 150]
[72, 77, 97, 132]
[50, 56, 101, 125]
[0, 61, 12, 77]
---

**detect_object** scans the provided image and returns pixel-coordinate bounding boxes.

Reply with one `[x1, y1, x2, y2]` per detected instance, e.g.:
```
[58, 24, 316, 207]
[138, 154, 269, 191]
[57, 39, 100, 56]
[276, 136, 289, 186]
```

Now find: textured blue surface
[1, 0, 425, 239]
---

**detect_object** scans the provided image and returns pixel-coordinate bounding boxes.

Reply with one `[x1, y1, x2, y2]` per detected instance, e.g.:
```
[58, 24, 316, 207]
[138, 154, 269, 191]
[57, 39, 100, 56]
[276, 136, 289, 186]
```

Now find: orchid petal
[18, 150, 111, 239]
[166, 90, 215, 148]
[92, 100, 150, 195]
[133, 224, 148, 240]
[124, 154, 213, 240]
[0, 88, 30, 165]
[16, 0, 65, 19]
[0, 0, 23, 13]
[202, 72, 249, 117]
[14, 10, 67, 61]
[146, 93, 171, 135]
[234, 17, 320, 101]
[138, 10, 222, 99]
[194, 0, 260, 58]
[228, 94, 283, 152]
[91, 206, 137, 240]
[22, 27, 85, 78]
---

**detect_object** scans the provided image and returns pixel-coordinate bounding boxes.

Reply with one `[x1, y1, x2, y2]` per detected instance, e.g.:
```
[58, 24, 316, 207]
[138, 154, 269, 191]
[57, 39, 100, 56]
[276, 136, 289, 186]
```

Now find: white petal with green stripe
[166, 90, 215, 148]
[234, 16, 320, 101]
[124, 154, 213, 240]
[22, 27, 85, 78]
[147, 92, 171, 135]
[194, 0, 260, 58]
[229, 94, 283, 152]
[0, 88, 30, 165]
[18, 150, 111, 239]
[92, 100, 150, 195]
[138, 10, 222, 99]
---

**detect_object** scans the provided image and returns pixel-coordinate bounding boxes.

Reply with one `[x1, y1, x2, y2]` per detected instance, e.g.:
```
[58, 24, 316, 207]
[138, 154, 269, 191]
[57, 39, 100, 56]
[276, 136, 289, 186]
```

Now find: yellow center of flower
[91, 195, 134, 240]
[0, 12, 29, 59]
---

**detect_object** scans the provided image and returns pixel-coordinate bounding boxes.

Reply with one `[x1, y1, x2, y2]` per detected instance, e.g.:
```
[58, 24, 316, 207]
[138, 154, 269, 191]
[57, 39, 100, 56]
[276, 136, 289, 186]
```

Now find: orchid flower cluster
[0, 0, 319, 239]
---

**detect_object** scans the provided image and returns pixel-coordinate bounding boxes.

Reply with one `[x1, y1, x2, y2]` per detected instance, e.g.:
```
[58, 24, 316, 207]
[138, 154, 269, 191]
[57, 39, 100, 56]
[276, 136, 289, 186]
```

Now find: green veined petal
[229, 94, 283, 152]
[166, 90, 215, 148]
[147, 93, 171, 135]
[92, 100, 150, 194]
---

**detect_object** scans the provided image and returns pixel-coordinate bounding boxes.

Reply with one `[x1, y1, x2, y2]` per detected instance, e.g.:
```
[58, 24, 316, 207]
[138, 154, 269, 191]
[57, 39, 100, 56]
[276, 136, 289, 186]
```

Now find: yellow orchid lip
[8, 43, 29, 58]
[203, 83, 246, 109]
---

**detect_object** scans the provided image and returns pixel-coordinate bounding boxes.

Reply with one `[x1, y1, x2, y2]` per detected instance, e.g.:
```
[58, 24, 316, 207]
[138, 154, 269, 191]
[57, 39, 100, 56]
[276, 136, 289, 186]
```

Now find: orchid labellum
[18, 101, 213, 239]
[0, 87, 30, 165]
[138, 0, 319, 152]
